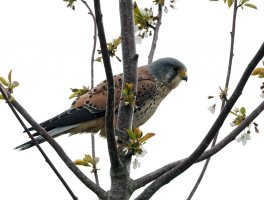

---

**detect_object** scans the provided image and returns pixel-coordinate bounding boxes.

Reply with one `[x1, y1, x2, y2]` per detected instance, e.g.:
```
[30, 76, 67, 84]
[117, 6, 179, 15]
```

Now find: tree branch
[93, 0, 121, 171]
[225, 1, 238, 90]
[133, 99, 264, 191]
[0, 85, 78, 200]
[0, 85, 107, 199]
[117, 0, 138, 142]
[80, 0, 100, 187]
[187, 1, 239, 198]
[134, 41, 264, 199]
[148, 4, 162, 64]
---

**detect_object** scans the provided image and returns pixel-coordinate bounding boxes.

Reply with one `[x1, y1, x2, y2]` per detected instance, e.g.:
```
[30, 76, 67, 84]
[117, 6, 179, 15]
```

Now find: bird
[15, 57, 187, 150]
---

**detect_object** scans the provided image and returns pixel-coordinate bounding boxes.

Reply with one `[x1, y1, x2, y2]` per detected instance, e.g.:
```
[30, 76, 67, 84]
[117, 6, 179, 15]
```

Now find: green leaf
[244, 3, 257, 9]
[0, 77, 8, 86]
[126, 129, 136, 140]
[8, 70, 12, 83]
[122, 89, 128, 96]
[252, 67, 264, 76]
[113, 36, 121, 48]
[228, 0, 234, 8]
[240, 0, 250, 5]
[139, 133, 155, 143]
[69, 91, 78, 99]
[74, 159, 90, 166]
[9, 81, 20, 90]
[134, 1, 145, 26]
[0, 94, 4, 100]
[240, 107, 246, 115]
[95, 57, 102, 62]
[83, 154, 93, 163]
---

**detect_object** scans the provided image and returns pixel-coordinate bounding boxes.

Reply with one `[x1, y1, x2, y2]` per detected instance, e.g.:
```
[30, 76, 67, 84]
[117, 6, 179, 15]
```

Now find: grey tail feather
[14, 136, 46, 151]
[14, 124, 78, 151]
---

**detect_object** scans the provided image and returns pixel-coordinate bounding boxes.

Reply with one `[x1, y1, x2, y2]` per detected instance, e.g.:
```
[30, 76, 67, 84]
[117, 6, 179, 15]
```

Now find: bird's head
[149, 57, 188, 89]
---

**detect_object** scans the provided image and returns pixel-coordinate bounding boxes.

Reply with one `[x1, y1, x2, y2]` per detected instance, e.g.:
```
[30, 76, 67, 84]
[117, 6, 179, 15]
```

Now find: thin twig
[93, 0, 122, 171]
[148, 4, 162, 64]
[134, 41, 264, 200]
[80, 0, 100, 187]
[187, 1, 239, 199]
[0, 85, 78, 200]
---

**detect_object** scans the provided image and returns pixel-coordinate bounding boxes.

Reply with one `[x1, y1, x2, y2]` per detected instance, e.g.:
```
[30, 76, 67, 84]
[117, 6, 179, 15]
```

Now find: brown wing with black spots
[72, 66, 157, 111]
[71, 73, 123, 111]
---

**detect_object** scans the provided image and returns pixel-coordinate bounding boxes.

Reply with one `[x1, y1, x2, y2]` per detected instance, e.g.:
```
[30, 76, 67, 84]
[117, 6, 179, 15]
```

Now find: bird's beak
[179, 70, 188, 82]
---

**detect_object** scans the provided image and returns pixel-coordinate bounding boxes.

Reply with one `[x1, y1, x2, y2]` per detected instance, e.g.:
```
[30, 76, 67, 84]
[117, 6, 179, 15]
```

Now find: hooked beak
[180, 70, 188, 82]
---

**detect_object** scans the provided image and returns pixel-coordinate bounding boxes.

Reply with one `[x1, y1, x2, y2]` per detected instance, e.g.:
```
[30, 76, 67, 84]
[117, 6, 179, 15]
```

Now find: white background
[0, 0, 264, 199]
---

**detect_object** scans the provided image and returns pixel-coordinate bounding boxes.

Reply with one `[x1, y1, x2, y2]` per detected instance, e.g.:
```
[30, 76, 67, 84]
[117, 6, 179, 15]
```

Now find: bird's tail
[14, 125, 78, 150]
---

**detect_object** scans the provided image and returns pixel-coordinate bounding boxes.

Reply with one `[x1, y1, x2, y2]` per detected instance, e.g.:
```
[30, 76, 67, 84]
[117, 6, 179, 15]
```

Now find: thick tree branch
[134, 41, 264, 199]
[148, 4, 162, 64]
[93, 0, 121, 171]
[117, 0, 138, 142]
[0, 85, 107, 199]
[187, 1, 239, 198]
[102, 1, 138, 200]
[133, 99, 264, 191]
[0, 85, 78, 200]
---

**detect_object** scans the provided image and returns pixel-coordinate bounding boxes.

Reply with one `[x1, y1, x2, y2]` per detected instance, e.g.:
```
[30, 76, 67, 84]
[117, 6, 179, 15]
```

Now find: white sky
[0, 0, 264, 200]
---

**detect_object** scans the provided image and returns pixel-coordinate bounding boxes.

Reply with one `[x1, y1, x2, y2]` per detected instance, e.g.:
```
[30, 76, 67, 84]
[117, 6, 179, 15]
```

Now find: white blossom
[132, 159, 141, 169]
[164, 7, 169, 13]
[135, 35, 142, 45]
[236, 132, 251, 146]
[208, 104, 216, 114]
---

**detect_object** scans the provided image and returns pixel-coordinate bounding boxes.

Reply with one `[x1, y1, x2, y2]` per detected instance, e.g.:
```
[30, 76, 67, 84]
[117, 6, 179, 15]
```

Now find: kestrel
[15, 57, 187, 150]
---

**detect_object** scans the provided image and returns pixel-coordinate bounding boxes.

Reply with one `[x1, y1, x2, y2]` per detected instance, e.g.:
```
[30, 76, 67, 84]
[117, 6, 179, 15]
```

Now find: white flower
[135, 35, 142, 44]
[132, 159, 141, 169]
[236, 132, 251, 146]
[164, 7, 169, 13]
[147, 18, 154, 25]
[208, 104, 216, 114]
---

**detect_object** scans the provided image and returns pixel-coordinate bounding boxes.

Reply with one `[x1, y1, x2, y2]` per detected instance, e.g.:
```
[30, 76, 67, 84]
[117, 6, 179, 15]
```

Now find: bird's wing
[34, 107, 105, 132]
[72, 66, 158, 112]
[29, 73, 124, 133]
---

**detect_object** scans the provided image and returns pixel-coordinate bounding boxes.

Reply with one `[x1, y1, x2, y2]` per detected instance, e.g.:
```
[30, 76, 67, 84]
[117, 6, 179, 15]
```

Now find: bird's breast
[133, 85, 171, 127]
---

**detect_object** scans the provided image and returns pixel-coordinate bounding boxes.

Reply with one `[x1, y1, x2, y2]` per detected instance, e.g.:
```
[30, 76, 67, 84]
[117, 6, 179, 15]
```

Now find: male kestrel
[15, 57, 187, 150]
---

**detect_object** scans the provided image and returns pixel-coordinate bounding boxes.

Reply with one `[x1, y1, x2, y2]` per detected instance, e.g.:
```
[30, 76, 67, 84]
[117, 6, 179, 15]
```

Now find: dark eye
[172, 65, 178, 72]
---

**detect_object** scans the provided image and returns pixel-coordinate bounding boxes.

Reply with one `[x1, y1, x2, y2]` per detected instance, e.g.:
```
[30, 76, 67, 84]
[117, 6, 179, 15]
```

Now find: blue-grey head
[149, 57, 188, 89]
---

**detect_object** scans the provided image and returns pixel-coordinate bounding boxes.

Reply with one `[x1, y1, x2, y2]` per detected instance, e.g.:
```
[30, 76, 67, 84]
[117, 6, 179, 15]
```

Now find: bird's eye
[172, 65, 178, 72]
